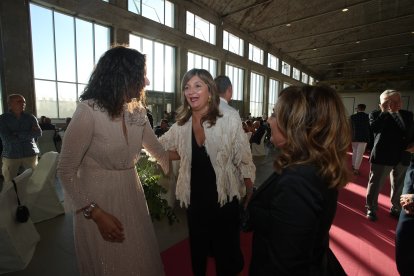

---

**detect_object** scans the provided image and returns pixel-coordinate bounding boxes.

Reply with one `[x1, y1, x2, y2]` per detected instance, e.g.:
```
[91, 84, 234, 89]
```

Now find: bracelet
[82, 202, 98, 219]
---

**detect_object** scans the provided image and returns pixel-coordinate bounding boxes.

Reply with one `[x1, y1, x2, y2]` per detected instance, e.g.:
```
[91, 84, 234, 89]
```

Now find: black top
[249, 165, 340, 275]
[350, 111, 370, 142]
[189, 129, 217, 211]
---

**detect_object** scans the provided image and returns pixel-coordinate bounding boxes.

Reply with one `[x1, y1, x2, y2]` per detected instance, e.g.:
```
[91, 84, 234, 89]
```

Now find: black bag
[12, 180, 30, 223]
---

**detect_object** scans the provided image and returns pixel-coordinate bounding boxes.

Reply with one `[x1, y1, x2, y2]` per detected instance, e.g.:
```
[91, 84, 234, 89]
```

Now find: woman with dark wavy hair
[58, 46, 172, 276]
[248, 85, 350, 275]
[159, 69, 255, 275]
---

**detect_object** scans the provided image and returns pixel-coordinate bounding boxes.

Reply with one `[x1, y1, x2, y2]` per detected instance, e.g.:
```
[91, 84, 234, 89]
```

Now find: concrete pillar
[0, 0, 36, 114]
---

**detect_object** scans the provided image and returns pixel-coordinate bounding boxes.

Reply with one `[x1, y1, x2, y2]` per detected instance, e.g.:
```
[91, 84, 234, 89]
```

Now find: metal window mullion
[52, 9, 59, 118]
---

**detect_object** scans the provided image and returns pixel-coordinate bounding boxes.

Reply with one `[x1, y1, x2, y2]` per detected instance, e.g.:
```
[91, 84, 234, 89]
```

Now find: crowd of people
[2, 45, 414, 275]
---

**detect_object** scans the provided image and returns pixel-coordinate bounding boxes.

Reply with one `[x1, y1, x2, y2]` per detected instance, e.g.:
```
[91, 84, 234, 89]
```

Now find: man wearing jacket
[366, 90, 413, 221]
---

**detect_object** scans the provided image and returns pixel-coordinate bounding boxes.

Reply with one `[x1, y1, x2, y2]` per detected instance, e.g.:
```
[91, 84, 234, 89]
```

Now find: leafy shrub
[136, 154, 178, 225]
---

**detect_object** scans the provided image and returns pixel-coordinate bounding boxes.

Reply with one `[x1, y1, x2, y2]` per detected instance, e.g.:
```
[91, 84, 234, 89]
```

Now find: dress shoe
[366, 210, 377, 221]
[389, 207, 401, 219]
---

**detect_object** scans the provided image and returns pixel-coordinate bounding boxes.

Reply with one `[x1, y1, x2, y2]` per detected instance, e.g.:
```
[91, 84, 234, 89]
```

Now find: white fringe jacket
[159, 108, 256, 207]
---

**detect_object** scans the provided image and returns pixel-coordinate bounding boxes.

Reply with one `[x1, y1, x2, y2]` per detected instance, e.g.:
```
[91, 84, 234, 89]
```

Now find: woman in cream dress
[58, 46, 171, 276]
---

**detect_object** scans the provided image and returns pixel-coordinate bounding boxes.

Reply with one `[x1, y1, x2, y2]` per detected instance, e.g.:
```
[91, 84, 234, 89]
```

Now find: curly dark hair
[80, 46, 147, 118]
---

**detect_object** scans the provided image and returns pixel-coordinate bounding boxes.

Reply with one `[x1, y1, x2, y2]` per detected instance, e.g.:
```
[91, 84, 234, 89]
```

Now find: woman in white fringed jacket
[159, 68, 255, 276]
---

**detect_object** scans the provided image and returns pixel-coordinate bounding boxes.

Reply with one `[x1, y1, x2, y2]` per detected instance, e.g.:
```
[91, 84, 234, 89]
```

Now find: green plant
[136, 154, 179, 225]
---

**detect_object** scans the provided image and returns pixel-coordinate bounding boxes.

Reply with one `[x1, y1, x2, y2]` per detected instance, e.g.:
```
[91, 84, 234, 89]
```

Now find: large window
[249, 72, 264, 117]
[309, 76, 315, 85]
[292, 67, 300, 80]
[128, 0, 174, 28]
[223, 30, 244, 56]
[248, 43, 264, 65]
[187, 52, 217, 77]
[281, 61, 291, 76]
[225, 64, 244, 101]
[302, 72, 309, 84]
[267, 53, 279, 71]
[30, 3, 110, 118]
[186, 11, 216, 45]
[129, 34, 175, 93]
[268, 79, 279, 116]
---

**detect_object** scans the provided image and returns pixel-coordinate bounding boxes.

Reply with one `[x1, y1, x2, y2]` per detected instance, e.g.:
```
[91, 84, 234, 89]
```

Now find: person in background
[154, 119, 170, 137]
[395, 150, 414, 276]
[39, 117, 56, 130]
[57, 46, 177, 276]
[248, 85, 349, 275]
[365, 90, 413, 221]
[159, 69, 255, 276]
[214, 75, 235, 113]
[0, 94, 41, 182]
[350, 104, 370, 175]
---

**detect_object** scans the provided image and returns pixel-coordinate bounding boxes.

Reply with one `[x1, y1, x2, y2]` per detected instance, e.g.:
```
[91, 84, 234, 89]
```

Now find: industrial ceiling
[189, 0, 414, 91]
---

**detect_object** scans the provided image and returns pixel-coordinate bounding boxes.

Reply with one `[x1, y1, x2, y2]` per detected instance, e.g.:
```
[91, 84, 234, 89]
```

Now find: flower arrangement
[136, 153, 178, 225]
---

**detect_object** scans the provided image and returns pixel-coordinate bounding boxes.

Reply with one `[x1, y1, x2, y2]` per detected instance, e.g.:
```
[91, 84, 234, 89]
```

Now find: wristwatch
[82, 202, 98, 219]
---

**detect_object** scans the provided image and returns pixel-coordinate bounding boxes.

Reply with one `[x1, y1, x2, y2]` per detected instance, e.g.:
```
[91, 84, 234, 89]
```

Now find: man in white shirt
[214, 75, 254, 208]
[214, 75, 235, 112]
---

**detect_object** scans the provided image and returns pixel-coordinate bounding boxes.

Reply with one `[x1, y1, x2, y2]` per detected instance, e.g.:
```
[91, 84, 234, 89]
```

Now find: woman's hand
[400, 194, 414, 214]
[168, 150, 180, 160]
[91, 208, 125, 243]
[243, 178, 254, 209]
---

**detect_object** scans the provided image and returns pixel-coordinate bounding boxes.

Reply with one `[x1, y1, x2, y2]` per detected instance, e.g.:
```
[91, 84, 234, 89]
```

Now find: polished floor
[3, 146, 277, 276]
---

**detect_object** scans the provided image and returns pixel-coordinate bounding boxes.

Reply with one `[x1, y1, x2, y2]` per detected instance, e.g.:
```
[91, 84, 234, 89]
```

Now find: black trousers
[187, 199, 244, 276]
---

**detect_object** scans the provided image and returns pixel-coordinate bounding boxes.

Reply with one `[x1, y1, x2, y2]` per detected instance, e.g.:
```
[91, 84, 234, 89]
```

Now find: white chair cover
[0, 182, 40, 274]
[25, 152, 64, 223]
[251, 135, 266, 156]
[36, 130, 57, 156]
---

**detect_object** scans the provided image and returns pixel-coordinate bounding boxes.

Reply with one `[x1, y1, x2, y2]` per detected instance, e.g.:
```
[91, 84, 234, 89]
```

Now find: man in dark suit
[366, 90, 414, 221]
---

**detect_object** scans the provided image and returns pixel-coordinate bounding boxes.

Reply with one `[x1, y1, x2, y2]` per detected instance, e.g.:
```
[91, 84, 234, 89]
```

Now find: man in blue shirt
[0, 94, 41, 182]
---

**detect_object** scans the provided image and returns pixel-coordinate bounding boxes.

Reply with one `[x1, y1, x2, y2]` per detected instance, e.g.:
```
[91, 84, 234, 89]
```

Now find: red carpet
[162, 153, 399, 275]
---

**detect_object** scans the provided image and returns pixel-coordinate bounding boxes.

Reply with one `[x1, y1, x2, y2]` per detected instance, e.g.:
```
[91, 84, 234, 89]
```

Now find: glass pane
[142, 0, 164, 24]
[76, 19, 94, 84]
[94, 24, 110, 63]
[35, 80, 58, 118]
[194, 15, 209, 42]
[58, 82, 77, 118]
[187, 52, 194, 70]
[164, 46, 174, 92]
[186, 12, 194, 36]
[153, 42, 164, 91]
[194, 54, 202, 69]
[223, 31, 229, 50]
[128, 0, 140, 14]
[209, 24, 216, 45]
[30, 4, 55, 80]
[142, 38, 154, 90]
[165, 1, 174, 28]
[55, 12, 76, 82]
[129, 34, 142, 52]
[209, 60, 216, 78]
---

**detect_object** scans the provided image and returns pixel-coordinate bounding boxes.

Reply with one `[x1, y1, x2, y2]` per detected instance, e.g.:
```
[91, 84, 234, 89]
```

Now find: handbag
[12, 179, 30, 223]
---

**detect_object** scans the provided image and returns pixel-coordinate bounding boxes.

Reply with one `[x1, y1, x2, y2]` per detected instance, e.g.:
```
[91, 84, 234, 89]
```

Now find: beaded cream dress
[57, 100, 168, 276]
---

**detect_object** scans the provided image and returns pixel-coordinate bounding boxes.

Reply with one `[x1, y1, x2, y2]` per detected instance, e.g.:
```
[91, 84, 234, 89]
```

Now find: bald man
[0, 94, 41, 182]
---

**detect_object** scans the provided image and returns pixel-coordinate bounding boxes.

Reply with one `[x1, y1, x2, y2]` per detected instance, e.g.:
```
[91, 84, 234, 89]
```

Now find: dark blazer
[369, 109, 414, 166]
[350, 111, 370, 142]
[248, 165, 342, 276]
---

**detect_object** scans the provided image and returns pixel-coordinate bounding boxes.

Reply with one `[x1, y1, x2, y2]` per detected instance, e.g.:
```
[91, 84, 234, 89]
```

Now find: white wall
[340, 90, 414, 116]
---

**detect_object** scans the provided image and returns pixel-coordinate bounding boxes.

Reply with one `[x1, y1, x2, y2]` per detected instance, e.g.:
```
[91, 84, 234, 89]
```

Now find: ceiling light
[342, 8, 349, 12]
[404, 53, 409, 56]
[366, 70, 370, 72]
[362, 58, 367, 61]
[286, 23, 291, 27]
[313, 48, 317, 51]
[356, 41, 360, 44]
